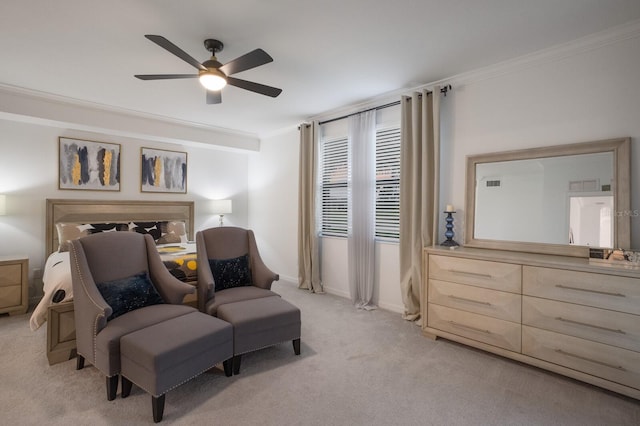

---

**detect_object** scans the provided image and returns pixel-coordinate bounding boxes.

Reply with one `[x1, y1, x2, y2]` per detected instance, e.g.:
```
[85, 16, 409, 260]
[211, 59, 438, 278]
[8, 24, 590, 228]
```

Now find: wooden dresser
[0, 255, 29, 315]
[422, 246, 640, 399]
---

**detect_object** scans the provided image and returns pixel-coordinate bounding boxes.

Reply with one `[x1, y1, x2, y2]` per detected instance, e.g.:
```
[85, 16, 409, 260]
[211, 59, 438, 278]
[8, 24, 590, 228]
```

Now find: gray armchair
[196, 226, 279, 315]
[70, 232, 196, 401]
[196, 226, 300, 374]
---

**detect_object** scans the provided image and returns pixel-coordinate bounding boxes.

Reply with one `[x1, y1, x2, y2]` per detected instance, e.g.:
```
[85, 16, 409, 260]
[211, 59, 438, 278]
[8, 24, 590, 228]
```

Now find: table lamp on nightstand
[211, 199, 232, 226]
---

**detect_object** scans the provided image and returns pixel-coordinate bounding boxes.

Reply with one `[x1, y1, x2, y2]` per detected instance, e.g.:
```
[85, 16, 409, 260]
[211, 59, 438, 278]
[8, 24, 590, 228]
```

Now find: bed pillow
[96, 272, 165, 321]
[209, 254, 252, 292]
[158, 221, 188, 244]
[56, 222, 128, 252]
[129, 221, 188, 244]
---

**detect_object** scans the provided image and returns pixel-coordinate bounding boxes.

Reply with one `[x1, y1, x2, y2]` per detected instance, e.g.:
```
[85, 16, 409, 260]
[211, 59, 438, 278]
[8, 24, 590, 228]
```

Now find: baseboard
[377, 300, 404, 314]
[322, 286, 350, 299]
[277, 274, 297, 285]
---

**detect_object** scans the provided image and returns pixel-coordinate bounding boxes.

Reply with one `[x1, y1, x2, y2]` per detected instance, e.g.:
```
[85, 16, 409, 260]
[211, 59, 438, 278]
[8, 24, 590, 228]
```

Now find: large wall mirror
[464, 138, 631, 257]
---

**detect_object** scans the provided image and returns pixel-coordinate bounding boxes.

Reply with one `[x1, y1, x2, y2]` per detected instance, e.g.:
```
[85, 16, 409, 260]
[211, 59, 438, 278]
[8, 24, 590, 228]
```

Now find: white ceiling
[2, 0, 640, 138]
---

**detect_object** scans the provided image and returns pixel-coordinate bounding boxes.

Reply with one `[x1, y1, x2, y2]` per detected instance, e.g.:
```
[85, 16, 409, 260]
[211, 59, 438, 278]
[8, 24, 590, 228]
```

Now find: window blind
[319, 136, 348, 237]
[318, 127, 401, 241]
[375, 127, 401, 240]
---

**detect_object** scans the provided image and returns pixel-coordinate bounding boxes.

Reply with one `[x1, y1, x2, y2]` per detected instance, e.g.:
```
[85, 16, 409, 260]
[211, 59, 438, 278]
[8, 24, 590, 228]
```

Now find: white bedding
[29, 251, 72, 331]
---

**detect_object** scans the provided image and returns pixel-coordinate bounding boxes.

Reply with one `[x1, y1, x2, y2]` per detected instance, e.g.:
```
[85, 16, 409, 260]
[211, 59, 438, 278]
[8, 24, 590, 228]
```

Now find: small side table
[0, 255, 29, 315]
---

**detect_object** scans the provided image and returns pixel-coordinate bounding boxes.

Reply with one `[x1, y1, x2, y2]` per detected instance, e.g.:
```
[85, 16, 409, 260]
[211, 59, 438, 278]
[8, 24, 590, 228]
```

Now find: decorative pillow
[56, 222, 128, 252]
[129, 221, 188, 244]
[128, 221, 163, 241]
[95, 272, 165, 321]
[209, 254, 252, 292]
[158, 221, 188, 244]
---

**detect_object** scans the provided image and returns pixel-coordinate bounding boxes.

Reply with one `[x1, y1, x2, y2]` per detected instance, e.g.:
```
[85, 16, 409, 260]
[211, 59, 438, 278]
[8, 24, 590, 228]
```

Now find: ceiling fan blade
[227, 77, 282, 97]
[135, 74, 198, 80]
[144, 35, 207, 71]
[219, 49, 273, 76]
[206, 90, 222, 104]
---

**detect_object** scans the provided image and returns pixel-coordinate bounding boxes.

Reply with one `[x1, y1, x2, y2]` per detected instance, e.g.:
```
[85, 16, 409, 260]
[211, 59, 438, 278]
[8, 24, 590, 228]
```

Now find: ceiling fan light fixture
[136, 35, 281, 103]
[199, 70, 227, 91]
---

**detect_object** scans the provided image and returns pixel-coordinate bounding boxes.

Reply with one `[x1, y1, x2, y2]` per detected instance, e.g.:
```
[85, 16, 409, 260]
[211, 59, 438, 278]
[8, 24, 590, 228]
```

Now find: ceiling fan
[134, 35, 282, 104]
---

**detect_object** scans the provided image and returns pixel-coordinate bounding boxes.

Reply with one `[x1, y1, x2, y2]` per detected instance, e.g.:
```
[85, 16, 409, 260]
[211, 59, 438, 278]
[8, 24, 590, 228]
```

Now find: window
[319, 136, 348, 237]
[375, 127, 401, 240]
[318, 126, 401, 241]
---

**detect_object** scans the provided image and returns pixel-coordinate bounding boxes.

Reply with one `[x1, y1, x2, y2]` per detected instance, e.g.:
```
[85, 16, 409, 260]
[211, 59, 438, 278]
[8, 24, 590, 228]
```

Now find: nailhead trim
[123, 357, 231, 398]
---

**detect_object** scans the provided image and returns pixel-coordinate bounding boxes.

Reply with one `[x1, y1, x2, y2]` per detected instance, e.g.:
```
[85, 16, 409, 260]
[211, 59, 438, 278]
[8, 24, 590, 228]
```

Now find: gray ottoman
[216, 295, 301, 374]
[120, 312, 233, 422]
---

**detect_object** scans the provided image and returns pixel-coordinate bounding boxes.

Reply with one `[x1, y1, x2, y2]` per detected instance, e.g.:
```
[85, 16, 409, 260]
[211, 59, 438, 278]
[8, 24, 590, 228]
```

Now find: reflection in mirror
[474, 152, 613, 246]
[568, 194, 613, 247]
[465, 138, 630, 258]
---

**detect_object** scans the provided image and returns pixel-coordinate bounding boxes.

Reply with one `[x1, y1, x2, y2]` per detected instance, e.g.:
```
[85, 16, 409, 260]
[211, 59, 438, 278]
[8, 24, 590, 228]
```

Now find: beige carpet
[1, 281, 639, 425]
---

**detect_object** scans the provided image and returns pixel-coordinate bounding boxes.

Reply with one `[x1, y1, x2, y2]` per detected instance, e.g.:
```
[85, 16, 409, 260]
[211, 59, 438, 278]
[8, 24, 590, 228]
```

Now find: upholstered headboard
[45, 199, 195, 256]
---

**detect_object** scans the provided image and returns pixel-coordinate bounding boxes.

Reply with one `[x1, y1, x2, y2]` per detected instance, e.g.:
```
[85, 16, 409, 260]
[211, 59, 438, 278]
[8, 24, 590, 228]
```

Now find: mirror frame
[464, 137, 631, 257]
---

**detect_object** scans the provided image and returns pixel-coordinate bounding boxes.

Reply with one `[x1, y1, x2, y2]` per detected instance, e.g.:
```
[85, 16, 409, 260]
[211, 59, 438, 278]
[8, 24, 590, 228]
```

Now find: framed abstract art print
[140, 147, 187, 193]
[58, 137, 121, 191]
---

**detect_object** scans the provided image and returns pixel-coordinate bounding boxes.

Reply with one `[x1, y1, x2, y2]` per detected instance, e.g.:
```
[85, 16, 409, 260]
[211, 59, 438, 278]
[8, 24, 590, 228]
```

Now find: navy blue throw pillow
[96, 272, 165, 321]
[209, 254, 252, 292]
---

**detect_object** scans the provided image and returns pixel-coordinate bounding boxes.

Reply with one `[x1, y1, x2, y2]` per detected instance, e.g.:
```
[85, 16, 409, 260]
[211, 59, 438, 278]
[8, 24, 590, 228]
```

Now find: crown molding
[428, 18, 640, 89]
[0, 83, 261, 151]
[306, 18, 640, 124]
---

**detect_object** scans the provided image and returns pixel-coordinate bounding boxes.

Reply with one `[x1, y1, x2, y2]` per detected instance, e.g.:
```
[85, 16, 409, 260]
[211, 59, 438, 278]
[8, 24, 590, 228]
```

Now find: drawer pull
[555, 317, 625, 334]
[448, 295, 492, 306]
[448, 321, 491, 334]
[555, 349, 626, 371]
[449, 269, 493, 279]
[555, 284, 626, 298]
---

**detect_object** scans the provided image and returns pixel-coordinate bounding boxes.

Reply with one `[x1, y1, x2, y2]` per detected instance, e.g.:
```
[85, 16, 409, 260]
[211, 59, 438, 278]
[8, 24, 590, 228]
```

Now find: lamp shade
[211, 199, 232, 215]
[0, 194, 5, 216]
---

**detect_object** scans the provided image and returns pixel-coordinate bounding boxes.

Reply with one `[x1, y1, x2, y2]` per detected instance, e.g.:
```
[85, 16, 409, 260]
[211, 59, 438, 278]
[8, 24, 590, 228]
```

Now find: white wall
[0, 118, 250, 302]
[439, 31, 640, 247]
[319, 238, 403, 313]
[248, 129, 300, 283]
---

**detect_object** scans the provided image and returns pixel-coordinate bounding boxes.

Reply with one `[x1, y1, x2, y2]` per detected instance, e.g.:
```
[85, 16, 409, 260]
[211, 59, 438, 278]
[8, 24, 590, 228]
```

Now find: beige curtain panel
[399, 88, 440, 322]
[298, 122, 323, 293]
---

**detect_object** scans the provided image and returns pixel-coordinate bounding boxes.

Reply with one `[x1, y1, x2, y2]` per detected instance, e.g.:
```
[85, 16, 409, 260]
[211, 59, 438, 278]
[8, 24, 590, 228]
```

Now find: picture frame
[140, 147, 188, 193]
[58, 137, 121, 191]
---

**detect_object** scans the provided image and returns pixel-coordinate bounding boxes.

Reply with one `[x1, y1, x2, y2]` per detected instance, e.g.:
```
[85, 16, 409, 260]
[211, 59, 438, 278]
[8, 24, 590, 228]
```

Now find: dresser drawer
[523, 266, 640, 315]
[428, 303, 521, 352]
[429, 279, 521, 322]
[523, 296, 640, 352]
[0, 264, 22, 287]
[0, 285, 22, 307]
[429, 255, 521, 293]
[522, 325, 640, 391]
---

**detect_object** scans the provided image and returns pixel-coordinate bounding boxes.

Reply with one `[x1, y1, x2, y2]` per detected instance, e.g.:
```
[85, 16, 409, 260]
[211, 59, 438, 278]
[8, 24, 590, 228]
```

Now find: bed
[36, 199, 197, 365]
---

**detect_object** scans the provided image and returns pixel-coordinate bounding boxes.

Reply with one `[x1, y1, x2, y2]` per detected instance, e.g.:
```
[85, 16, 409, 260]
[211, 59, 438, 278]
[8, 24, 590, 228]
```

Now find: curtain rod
[318, 100, 400, 126]
[317, 85, 451, 126]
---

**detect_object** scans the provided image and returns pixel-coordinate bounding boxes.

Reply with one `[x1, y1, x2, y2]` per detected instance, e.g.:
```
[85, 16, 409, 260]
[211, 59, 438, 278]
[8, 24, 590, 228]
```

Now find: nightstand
[0, 256, 29, 315]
